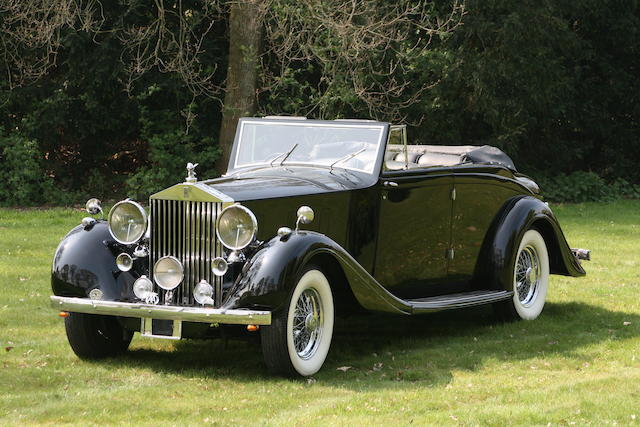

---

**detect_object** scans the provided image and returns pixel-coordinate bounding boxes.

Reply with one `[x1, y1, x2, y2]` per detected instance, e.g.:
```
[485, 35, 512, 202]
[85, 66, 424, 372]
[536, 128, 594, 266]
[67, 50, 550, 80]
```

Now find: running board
[407, 290, 513, 314]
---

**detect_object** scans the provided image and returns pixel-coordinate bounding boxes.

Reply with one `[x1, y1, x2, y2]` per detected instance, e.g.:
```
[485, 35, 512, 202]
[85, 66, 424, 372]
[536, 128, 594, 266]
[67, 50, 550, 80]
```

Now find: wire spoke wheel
[261, 267, 334, 377]
[515, 245, 541, 307]
[292, 288, 323, 359]
[495, 229, 550, 321]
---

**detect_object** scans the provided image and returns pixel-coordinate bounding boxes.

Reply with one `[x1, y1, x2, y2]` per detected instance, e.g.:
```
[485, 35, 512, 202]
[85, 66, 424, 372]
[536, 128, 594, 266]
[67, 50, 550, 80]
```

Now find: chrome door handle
[383, 181, 398, 187]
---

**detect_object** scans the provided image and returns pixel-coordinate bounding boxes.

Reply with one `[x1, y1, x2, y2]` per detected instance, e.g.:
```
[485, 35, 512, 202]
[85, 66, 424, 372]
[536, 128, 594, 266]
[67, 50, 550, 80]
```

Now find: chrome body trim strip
[408, 290, 513, 313]
[51, 296, 271, 325]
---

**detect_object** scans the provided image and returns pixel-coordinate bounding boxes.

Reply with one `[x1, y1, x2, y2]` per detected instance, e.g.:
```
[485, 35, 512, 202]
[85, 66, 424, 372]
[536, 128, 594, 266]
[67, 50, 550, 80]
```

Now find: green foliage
[125, 130, 220, 200]
[0, 132, 58, 206]
[413, 0, 640, 182]
[535, 171, 640, 203]
[0, 0, 638, 206]
[124, 85, 222, 200]
[0, 3, 226, 206]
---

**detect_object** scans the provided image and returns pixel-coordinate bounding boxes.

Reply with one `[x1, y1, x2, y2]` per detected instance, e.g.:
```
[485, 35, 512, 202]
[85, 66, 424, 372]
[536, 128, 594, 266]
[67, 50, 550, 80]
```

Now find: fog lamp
[153, 256, 184, 290]
[116, 253, 133, 272]
[212, 257, 228, 276]
[194, 280, 214, 305]
[133, 276, 154, 300]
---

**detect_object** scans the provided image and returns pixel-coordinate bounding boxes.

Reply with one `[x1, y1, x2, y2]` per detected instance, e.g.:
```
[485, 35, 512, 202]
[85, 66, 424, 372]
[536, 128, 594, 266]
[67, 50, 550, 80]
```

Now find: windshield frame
[228, 118, 389, 175]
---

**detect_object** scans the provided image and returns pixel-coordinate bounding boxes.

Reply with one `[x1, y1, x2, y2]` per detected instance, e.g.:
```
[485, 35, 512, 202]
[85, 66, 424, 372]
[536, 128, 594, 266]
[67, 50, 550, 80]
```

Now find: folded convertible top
[386, 144, 516, 171]
[460, 145, 516, 171]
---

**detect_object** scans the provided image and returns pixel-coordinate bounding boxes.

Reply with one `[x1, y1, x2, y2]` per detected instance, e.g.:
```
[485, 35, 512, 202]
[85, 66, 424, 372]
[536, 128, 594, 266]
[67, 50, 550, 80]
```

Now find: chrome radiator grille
[150, 199, 223, 306]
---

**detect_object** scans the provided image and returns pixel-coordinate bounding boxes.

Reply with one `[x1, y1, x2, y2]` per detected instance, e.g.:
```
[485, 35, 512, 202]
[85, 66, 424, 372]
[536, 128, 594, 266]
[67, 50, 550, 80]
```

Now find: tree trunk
[217, 0, 266, 175]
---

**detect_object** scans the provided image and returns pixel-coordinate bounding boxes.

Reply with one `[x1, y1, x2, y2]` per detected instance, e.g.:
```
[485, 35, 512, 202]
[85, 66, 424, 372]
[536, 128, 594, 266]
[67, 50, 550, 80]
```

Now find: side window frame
[386, 125, 408, 170]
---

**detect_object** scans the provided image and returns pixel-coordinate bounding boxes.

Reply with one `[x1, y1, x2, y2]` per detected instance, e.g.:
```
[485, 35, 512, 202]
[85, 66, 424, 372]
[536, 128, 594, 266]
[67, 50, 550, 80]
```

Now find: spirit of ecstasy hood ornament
[186, 162, 198, 183]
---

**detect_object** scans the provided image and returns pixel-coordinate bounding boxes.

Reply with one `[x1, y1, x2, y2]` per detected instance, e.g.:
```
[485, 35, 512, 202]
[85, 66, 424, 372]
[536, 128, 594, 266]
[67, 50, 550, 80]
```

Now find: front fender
[222, 231, 412, 315]
[477, 196, 586, 292]
[51, 221, 145, 301]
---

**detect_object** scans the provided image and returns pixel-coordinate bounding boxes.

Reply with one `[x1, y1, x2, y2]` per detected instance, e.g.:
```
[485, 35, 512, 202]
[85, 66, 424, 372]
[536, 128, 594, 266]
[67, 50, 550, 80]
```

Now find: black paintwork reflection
[222, 231, 412, 315]
[242, 191, 350, 249]
[51, 222, 145, 302]
[204, 166, 376, 201]
[470, 195, 585, 293]
[241, 187, 380, 280]
[373, 173, 453, 298]
[450, 178, 522, 282]
[346, 188, 379, 272]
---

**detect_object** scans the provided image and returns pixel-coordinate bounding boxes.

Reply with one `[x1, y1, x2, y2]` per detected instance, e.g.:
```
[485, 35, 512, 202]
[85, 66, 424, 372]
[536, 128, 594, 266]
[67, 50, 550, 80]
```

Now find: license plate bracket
[141, 318, 182, 340]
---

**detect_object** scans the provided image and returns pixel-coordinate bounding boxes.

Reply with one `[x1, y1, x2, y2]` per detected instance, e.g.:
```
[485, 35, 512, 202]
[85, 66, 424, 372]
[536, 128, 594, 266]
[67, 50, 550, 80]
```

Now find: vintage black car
[51, 117, 590, 377]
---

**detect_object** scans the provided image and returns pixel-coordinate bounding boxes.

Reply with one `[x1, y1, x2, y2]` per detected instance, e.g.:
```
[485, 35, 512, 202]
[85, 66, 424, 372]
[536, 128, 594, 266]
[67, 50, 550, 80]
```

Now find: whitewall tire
[261, 267, 334, 377]
[496, 229, 550, 321]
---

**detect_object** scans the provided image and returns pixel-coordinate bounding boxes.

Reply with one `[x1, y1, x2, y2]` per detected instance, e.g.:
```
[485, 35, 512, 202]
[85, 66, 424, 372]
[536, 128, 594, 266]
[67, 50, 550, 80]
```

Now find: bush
[0, 132, 59, 206]
[535, 171, 640, 203]
[125, 130, 220, 200]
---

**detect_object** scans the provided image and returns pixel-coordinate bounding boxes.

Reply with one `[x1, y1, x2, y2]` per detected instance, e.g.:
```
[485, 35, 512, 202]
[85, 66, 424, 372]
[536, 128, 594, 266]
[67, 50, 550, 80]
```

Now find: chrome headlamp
[108, 200, 148, 245]
[216, 204, 258, 251]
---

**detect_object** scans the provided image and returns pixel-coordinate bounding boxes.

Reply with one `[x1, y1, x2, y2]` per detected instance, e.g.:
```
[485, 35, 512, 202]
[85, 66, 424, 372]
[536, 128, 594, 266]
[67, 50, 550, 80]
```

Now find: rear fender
[475, 196, 585, 292]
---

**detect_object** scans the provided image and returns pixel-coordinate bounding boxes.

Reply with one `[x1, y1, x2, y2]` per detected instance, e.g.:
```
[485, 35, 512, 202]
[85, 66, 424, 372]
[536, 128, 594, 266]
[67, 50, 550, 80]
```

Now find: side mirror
[296, 206, 314, 231]
[85, 198, 103, 217]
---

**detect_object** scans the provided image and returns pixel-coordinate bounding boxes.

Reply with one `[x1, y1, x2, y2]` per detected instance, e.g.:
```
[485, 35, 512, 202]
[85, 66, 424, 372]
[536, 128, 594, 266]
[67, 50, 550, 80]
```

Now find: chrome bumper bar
[50, 296, 271, 325]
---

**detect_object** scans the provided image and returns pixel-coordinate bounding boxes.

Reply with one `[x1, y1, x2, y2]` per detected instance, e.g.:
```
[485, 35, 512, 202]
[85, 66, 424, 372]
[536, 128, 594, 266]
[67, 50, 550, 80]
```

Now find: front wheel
[64, 312, 133, 359]
[495, 229, 550, 321]
[261, 267, 334, 377]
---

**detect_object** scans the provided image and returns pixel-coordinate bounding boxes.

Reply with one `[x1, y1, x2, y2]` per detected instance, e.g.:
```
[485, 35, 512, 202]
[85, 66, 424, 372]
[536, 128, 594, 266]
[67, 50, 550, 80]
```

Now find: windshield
[233, 120, 385, 174]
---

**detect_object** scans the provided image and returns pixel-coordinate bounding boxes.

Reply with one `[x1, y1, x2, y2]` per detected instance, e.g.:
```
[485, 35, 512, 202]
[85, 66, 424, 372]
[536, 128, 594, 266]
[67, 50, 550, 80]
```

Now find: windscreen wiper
[268, 143, 298, 167]
[329, 147, 366, 171]
[278, 143, 299, 166]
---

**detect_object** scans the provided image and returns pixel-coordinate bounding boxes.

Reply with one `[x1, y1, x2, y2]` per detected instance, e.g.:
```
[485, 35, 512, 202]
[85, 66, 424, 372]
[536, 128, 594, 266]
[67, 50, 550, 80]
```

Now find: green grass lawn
[1, 201, 639, 425]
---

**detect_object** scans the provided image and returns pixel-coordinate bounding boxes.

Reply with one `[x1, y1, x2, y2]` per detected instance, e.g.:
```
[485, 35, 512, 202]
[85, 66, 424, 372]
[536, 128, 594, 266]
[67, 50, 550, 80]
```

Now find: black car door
[448, 167, 525, 285]
[373, 169, 455, 299]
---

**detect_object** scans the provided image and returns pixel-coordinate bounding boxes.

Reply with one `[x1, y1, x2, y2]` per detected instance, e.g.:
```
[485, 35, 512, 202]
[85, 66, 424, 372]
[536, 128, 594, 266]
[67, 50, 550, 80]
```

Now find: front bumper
[50, 296, 271, 325]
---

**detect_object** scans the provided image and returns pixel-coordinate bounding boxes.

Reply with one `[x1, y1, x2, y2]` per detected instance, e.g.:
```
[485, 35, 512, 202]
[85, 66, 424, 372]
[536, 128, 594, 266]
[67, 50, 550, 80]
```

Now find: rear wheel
[495, 229, 550, 321]
[64, 312, 133, 359]
[261, 267, 334, 377]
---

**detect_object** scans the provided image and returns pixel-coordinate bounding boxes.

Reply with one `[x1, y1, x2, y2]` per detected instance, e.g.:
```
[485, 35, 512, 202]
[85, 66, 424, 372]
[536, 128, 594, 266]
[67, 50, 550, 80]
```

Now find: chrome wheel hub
[292, 288, 323, 360]
[516, 245, 541, 307]
[305, 312, 319, 331]
[525, 266, 538, 284]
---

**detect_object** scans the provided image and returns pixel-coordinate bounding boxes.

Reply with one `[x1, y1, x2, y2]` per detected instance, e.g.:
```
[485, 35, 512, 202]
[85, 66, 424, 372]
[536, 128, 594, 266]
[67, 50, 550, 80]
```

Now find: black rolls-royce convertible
[50, 117, 590, 377]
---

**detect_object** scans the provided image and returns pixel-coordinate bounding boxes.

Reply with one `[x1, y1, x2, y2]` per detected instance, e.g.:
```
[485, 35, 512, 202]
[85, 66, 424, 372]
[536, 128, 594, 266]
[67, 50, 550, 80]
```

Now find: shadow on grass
[99, 302, 639, 388]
